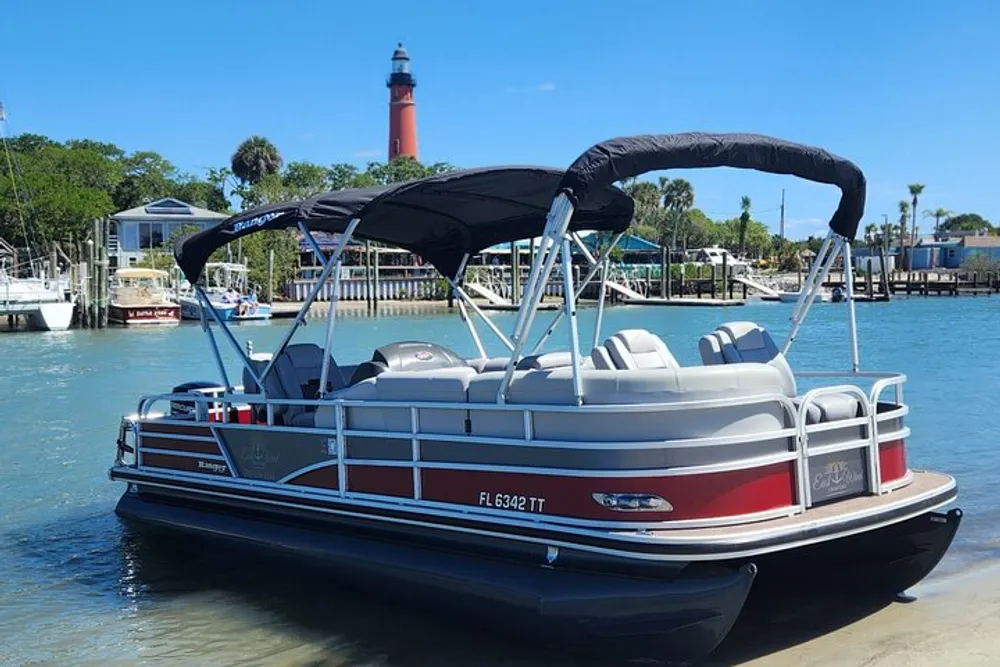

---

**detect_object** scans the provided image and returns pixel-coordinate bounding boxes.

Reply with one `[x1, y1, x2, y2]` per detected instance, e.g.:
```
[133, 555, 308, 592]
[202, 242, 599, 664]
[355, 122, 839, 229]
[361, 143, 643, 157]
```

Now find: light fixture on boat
[592, 492, 673, 512]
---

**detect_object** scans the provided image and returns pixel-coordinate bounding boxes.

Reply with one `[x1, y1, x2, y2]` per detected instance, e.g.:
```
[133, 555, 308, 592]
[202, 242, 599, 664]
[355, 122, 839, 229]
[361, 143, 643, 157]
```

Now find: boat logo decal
[228, 211, 285, 235]
[239, 441, 280, 471]
[414, 350, 433, 361]
[812, 460, 864, 495]
[196, 460, 229, 475]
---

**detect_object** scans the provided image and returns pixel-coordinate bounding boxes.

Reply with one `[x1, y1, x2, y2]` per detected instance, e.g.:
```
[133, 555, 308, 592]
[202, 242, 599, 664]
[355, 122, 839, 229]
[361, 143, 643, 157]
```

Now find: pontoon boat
[109, 134, 960, 664]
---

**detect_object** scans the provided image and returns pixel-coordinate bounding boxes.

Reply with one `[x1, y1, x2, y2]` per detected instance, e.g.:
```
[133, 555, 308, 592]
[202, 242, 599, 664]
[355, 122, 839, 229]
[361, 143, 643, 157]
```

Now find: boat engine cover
[169, 380, 221, 420]
[373, 341, 466, 372]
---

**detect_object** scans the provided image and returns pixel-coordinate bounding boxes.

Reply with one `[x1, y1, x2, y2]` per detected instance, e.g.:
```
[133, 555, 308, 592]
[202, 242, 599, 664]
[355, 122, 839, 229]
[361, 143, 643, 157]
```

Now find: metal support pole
[508, 195, 569, 343]
[530, 230, 624, 355]
[593, 255, 609, 351]
[457, 298, 486, 358]
[318, 219, 361, 396]
[197, 286, 261, 388]
[498, 195, 573, 401]
[842, 241, 860, 372]
[790, 231, 833, 325]
[450, 282, 514, 350]
[198, 289, 233, 390]
[782, 236, 844, 356]
[258, 227, 339, 387]
[450, 255, 487, 359]
[561, 237, 584, 405]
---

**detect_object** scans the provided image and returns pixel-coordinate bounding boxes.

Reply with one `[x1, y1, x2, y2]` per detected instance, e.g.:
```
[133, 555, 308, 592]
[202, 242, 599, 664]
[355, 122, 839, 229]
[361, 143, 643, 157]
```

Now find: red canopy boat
[109, 133, 960, 664]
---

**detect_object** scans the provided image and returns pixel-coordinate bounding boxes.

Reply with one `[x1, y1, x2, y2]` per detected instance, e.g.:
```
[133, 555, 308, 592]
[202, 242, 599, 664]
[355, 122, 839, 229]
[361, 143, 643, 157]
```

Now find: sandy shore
[708, 562, 1000, 667]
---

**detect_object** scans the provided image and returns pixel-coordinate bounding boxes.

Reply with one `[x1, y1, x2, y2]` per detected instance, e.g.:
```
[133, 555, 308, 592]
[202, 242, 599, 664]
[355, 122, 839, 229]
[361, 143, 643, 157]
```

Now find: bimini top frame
[173, 133, 867, 408]
[172, 166, 633, 396]
[495, 132, 869, 400]
[174, 167, 633, 284]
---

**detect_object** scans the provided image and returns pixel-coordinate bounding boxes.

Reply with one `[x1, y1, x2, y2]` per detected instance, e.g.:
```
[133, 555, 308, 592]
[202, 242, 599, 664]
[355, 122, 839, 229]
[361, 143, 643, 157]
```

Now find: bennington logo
[229, 210, 284, 234]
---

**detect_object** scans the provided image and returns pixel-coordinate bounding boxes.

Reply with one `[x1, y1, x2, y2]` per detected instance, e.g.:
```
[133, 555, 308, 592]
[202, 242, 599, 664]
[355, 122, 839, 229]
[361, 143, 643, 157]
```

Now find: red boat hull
[109, 304, 180, 325]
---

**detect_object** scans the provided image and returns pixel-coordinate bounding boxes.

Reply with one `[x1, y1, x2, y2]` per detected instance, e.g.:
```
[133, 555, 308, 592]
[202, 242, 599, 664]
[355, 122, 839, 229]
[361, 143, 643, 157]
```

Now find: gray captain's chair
[699, 322, 859, 423]
[599, 329, 680, 370]
[260, 343, 343, 426]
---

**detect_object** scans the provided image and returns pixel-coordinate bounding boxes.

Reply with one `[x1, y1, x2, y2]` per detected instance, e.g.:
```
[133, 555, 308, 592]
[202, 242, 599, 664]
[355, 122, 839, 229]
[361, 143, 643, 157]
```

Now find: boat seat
[468, 365, 789, 443]
[317, 367, 477, 434]
[467, 370, 533, 438]
[517, 351, 594, 370]
[465, 356, 511, 373]
[699, 322, 861, 424]
[590, 345, 615, 370]
[242, 352, 273, 422]
[262, 343, 346, 425]
[604, 329, 680, 370]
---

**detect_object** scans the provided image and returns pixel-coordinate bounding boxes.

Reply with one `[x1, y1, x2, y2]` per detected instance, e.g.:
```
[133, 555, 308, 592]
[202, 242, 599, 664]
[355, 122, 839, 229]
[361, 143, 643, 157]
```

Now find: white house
[109, 198, 229, 269]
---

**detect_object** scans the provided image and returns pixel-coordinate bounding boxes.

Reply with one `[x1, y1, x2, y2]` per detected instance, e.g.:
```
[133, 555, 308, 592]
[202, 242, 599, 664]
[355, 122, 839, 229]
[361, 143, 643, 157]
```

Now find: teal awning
[581, 231, 661, 253]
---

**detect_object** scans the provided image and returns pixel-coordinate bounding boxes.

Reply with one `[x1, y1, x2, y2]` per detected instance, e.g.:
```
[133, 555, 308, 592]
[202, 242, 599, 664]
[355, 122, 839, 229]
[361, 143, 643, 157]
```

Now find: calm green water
[1, 298, 997, 666]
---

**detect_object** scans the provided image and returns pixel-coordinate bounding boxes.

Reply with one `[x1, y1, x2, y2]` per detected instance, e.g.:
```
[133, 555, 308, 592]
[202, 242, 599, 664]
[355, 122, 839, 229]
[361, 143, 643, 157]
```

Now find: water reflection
[1, 298, 996, 665]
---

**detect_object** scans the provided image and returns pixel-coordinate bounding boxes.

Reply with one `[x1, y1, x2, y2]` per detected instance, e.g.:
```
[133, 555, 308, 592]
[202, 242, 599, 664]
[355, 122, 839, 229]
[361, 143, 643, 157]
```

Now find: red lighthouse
[387, 43, 418, 162]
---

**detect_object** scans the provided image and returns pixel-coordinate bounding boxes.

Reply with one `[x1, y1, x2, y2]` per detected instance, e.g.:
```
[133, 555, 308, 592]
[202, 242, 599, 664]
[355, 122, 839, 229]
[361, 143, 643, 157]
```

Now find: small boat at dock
[109, 133, 960, 664]
[176, 262, 272, 322]
[108, 267, 180, 326]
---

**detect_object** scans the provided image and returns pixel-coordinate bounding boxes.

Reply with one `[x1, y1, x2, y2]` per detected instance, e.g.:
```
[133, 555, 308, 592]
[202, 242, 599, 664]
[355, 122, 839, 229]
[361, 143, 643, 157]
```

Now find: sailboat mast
[0, 100, 37, 273]
[779, 188, 786, 241]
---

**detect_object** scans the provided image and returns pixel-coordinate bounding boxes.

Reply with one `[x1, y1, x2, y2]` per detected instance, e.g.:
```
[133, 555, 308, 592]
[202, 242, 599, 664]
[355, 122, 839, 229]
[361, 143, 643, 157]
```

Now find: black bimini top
[557, 132, 867, 240]
[174, 166, 633, 282]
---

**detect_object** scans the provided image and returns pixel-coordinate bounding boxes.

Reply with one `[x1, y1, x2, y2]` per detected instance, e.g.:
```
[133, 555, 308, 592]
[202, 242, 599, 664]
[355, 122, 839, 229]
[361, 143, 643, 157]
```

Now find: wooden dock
[623, 297, 745, 307]
[822, 270, 998, 299]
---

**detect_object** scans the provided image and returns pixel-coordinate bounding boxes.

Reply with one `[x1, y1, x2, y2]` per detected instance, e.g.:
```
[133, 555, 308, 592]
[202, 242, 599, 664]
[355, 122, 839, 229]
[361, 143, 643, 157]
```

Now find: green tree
[0, 141, 119, 243]
[738, 195, 752, 256]
[683, 208, 716, 248]
[922, 207, 951, 236]
[897, 199, 911, 266]
[907, 183, 924, 265]
[171, 177, 230, 213]
[864, 223, 879, 249]
[941, 213, 992, 233]
[7, 133, 57, 153]
[660, 178, 694, 250]
[282, 161, 331, 198]
[619, 179, 665, 239]
[328, 157, 457, 191]
[113, 150, 178, 209]
[230, 135, 283, 187]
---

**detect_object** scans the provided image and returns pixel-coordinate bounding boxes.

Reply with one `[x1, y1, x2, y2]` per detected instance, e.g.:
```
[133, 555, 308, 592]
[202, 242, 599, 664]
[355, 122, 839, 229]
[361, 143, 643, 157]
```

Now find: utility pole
[779, 189, 786, 242]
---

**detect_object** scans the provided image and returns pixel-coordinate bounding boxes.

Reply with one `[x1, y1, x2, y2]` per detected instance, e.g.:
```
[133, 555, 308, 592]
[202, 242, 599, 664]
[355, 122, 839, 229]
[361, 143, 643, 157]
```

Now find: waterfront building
[109, 198, 229, 269]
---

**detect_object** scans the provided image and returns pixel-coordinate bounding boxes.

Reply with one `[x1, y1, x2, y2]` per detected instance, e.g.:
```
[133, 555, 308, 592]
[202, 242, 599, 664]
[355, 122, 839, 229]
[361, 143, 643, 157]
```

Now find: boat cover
[557, 133, 866, 240]
[174, 167, 633, 282]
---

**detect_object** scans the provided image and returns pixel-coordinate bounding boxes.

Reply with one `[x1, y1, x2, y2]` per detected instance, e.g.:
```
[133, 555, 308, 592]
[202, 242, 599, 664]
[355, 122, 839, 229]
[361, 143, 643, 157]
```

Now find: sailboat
[0, 101, 75, 331]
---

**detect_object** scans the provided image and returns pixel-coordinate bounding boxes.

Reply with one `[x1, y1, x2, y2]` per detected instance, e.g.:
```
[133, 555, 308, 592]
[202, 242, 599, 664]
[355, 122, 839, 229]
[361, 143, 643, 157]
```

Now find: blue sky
[2, 0, 997, 238]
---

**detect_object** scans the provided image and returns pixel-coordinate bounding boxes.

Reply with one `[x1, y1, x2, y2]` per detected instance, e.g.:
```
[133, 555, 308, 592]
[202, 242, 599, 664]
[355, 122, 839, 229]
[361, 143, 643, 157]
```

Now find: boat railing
[120, 370, 910, 529]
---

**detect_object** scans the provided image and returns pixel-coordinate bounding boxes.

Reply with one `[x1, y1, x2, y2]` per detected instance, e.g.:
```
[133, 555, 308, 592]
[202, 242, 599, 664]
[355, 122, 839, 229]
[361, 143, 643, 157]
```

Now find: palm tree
[907, 183, 925, 264]
[898, 200, 911, 268]
[738, 196, 752, 257]
[230, 135, 283, 185]
[923, 207, 952, 236]
[662, 178, 695, 250]
[864, 223, 878, 249]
